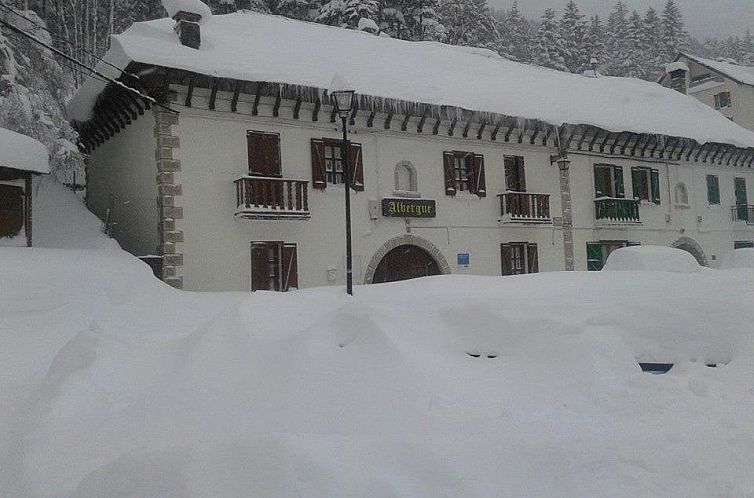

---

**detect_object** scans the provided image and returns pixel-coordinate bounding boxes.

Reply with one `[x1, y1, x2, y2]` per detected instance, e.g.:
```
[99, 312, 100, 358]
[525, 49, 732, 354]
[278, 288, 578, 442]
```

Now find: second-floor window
[706, 175, 720, 205]
[631, 167, 661, 204]
[594, 164, 625, 198]
[247, 131, 281, 177]
[311, 138, 364, 191]
[504, 156, 526, 192]
[714, 91, 732, 109]
[442, 151, 486, 197]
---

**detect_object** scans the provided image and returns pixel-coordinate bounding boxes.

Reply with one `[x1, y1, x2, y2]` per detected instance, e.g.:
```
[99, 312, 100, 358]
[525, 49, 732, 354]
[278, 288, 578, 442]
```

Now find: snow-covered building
[68, 9, 754, 291]
[0, 128, 50, 247]
[661, 54, 754, 133]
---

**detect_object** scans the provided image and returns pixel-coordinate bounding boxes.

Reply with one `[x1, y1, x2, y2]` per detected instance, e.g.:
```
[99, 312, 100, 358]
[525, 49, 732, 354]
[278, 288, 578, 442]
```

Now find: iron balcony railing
[498, 192, 551, 223]
[594, 197, 641, 223]
[731, 204, 754, 224]
[234, 176, 310, 220]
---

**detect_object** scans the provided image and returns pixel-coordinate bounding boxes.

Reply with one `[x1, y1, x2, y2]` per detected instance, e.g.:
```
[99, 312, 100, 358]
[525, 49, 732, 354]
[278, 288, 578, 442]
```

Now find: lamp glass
[331, 90, 355, 119]
[557, 158, 571, 171]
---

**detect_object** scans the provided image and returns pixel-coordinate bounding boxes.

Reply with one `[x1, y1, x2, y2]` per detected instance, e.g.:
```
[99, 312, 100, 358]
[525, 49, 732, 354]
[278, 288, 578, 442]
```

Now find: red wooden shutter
[443, 152, 456, 196]
[501, 244, 512, 276]
[311, 139, 327, 190]
[527, 244, 539, 274]
[517, 157, 526, 192]
[348, 142, 364, 192]
[473, 154, 486, 197]
[251, 243, 269, 291]
[282, 244, 298, 291]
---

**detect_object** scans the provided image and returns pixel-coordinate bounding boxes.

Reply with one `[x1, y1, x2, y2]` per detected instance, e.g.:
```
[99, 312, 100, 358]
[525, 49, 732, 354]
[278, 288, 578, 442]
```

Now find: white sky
[488, 0, 754, 39]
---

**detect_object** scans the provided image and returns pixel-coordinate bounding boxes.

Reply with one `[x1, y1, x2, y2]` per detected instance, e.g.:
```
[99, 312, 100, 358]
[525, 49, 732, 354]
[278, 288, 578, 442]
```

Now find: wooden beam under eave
[417, 109, 430, 133]
[462, 119, 472, 138]
[184, 75, 195, 107]
[529, 125, 540, 145]
[349, 103, 358, 126]
[432, 118, 441, 135]
[727, 148, 742, 166]
[694, 144, 705, 162]
[293, 96, 302, 120]
[721, 145, 735, 165]
[709, 144, 723, 163]
[384, 111, 394, 130]
[609, 132, 625, 155]
[448, 117, 458, 137]
[312, 97, 321, 122]
[252, 83, 264, 116]
[367, 111, 376, 128]
[560, 125, 576, 151]
[477, 120, 487, 140]
[108, 98, 131, 125]
[208, 79, 219, 110]
[504, 120, 516, 142]
[490, 120, 502, 141]
[701, 144, 715, 163]
[230, 80, 241, 113]
[272, 91, 282, 117]
[330, 106, 337, 123]
[401, 112, 411, 132]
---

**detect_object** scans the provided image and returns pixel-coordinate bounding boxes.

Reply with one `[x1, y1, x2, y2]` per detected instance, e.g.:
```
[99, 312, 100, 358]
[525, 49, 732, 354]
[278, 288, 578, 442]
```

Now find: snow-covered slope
[0, 127, 50, 174]
[683, 53, 754, 86]
[68, 12, 754, 148]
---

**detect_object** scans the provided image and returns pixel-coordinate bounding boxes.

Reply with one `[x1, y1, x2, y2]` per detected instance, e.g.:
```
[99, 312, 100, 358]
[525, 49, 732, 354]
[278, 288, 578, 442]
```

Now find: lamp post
[330, 75, 356, 295]
[551, 152, 574, 271]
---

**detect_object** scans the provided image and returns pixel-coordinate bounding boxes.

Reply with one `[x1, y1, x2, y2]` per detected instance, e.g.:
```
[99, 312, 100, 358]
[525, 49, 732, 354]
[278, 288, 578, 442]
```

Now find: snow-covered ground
[2, 181, 754, 497]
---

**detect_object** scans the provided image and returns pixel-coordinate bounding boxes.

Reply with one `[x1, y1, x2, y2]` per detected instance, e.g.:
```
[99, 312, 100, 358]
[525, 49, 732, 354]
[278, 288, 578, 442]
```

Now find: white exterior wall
[166, 86, 754, 291]
[87, 113, 159, 257]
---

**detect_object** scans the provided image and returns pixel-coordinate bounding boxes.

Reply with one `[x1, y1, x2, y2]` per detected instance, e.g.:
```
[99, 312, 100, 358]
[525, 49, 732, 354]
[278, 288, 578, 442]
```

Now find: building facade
[72, 13, 754, 291]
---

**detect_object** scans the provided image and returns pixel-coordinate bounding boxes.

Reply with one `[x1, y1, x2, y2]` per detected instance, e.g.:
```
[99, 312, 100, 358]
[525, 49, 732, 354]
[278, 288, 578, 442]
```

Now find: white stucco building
[68, 11, 754, 291]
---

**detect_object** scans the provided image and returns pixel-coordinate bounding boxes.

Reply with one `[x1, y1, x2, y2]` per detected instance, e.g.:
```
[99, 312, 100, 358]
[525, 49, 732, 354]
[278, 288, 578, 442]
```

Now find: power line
[0, 16, 177, 115]
[0, 2, 142, 81]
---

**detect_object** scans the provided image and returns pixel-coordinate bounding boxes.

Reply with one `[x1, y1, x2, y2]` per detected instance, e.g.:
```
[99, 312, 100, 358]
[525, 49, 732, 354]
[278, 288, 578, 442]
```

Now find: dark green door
[735, 178, 748, 221]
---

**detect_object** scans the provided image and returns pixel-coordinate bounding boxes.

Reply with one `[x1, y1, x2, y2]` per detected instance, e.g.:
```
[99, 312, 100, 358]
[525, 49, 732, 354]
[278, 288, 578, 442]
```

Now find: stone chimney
[664, 61, 689, 94]
[173, 11, 203, 49]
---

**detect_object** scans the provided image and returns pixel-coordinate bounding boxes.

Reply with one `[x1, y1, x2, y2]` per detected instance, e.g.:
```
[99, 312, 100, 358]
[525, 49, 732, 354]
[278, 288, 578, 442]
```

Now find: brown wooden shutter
[527, 244, 539, 274]
[251, 243, 269, 291]
[263, 133, 281, 177]
[466, 153, 478, 194]
[0, 185, 24, 239]
[473, 154, 486, 197]
[501, 244, 512, 276]
[282, 244, 298, 291]
[443, 152, 456, 196]
[516, 157, 526, 191]
[247, 132, 281, 177]
[348, 142, 364, 192]
[311, 139, 327, 190]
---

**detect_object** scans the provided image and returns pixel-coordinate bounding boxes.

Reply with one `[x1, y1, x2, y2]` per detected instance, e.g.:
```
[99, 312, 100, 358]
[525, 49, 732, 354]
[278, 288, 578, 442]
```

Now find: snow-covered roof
[681, 53, 754, 87]
[69, 12, 754, 148]
[0, 127, 50, 174]
[161, 0, 212, 22]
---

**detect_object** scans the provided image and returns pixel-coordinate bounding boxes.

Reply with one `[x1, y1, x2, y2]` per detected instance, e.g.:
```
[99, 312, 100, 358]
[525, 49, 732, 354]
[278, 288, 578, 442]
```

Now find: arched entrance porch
[671, 236, 708, 266]
[364, 234, 451, 284]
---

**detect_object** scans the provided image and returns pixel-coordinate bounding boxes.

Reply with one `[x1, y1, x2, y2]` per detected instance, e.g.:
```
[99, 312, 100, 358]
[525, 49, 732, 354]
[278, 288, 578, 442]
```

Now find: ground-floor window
[734, 241, 754, 249]
[251, 242, 298, 291]
[501, 242, 538, 276]
[586, 240, 639, 271]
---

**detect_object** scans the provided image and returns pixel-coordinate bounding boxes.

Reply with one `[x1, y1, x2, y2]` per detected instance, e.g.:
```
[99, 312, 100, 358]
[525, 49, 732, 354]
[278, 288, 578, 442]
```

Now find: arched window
[674, 182, 689, 206]
[394, 161, 419, 196]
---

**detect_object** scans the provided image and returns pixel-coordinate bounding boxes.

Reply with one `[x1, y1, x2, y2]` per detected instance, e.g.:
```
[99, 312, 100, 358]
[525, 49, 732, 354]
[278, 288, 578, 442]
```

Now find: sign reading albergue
[381, 198, 436, 218]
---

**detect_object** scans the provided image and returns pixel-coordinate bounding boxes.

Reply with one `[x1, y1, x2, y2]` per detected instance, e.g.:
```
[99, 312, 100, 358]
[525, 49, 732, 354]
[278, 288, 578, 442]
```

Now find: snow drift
[719, 247, 754, 269]
[602, 245, 702, 273]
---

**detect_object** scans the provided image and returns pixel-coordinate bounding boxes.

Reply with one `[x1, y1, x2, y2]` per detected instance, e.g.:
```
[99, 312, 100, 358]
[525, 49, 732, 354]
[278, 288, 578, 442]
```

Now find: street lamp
[330, 74, 356, 296]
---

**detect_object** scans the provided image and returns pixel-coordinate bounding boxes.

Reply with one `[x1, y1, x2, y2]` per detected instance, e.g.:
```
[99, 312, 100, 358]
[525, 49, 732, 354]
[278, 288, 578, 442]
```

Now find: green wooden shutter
[707, 175, 720, 204]
[631, 168, 642, 200]
[586, 243, 604, 271]
[443, 152, 456, 196]
[614, 166, 625, 198]
[650, 169, 661, 204]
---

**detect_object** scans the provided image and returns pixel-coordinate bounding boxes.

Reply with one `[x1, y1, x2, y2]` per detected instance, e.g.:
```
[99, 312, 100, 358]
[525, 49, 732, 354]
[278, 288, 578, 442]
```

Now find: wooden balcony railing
[594, 197, 641, 223]
[234, 176, 310, 220]
[731, 205, 754, 224]
[498, 192, 551, 223]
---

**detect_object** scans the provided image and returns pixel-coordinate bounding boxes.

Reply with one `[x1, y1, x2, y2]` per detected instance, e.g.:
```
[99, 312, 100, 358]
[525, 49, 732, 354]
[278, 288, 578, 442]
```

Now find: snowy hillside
[2, 183, 754, 497]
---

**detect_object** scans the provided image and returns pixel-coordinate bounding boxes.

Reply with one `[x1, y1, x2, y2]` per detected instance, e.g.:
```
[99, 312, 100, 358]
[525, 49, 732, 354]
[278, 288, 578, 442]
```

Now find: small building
[0, 128, 50, 247]
[68, 10, 754, 291]
[661, 54, 754, 132]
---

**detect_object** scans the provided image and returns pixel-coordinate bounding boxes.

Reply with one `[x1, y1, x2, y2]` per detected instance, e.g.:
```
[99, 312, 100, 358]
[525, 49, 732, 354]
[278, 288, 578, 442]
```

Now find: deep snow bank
[602, 245, 702, 273]
[2, 243, 754, 497]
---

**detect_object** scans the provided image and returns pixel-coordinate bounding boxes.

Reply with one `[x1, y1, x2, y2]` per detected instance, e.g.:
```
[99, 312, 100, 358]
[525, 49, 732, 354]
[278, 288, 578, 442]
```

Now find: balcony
[234, 176, 310, 220]
[498, 192, 552, 223]
[731, 205, 754, 225]
[594, 197, 641, 224]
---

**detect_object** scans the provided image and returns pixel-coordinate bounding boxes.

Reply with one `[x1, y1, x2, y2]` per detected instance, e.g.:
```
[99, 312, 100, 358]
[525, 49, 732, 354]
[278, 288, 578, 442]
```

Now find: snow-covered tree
[661, 0, 687, 60]
[583, 14, 606, 72]
[438, 0, 495, 47]
[559, 0, 587, 72]
[604, 2, 629, 75]
[641, 7, 665, 80]
[400, 0, 444, 41]
[270, 0, 312, 18]
[534, 8, 568, 72]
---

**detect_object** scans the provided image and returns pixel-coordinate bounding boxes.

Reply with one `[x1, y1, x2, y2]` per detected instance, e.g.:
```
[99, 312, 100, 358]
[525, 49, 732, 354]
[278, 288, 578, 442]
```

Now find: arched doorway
[671, 237, 708, 266]
[372, 244, 442, 284]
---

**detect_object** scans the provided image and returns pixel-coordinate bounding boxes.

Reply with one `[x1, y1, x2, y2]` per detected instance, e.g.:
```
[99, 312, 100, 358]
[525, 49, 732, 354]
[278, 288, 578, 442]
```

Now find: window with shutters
[714, 91, 732, 109]
[734, 241, 754, 249]
[706, 175, 720, 205]
[311, 138, 364, 191]
[247, 131, 281, 177]
[0, 184, 24, 239]
[504, 156, 526, 192]
[443, 151, 486, 197]
[586, 240, 636, 271]
[594, 164, 625, 198]
[501, 242, 538, 276]
[250, 242, 298, 292]
[631, 167, 661, 204]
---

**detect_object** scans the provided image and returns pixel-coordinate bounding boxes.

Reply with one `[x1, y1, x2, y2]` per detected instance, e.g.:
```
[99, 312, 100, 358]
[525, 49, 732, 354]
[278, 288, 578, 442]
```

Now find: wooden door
[372, 245, 441, 284]
[0, 184, 24, 239]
